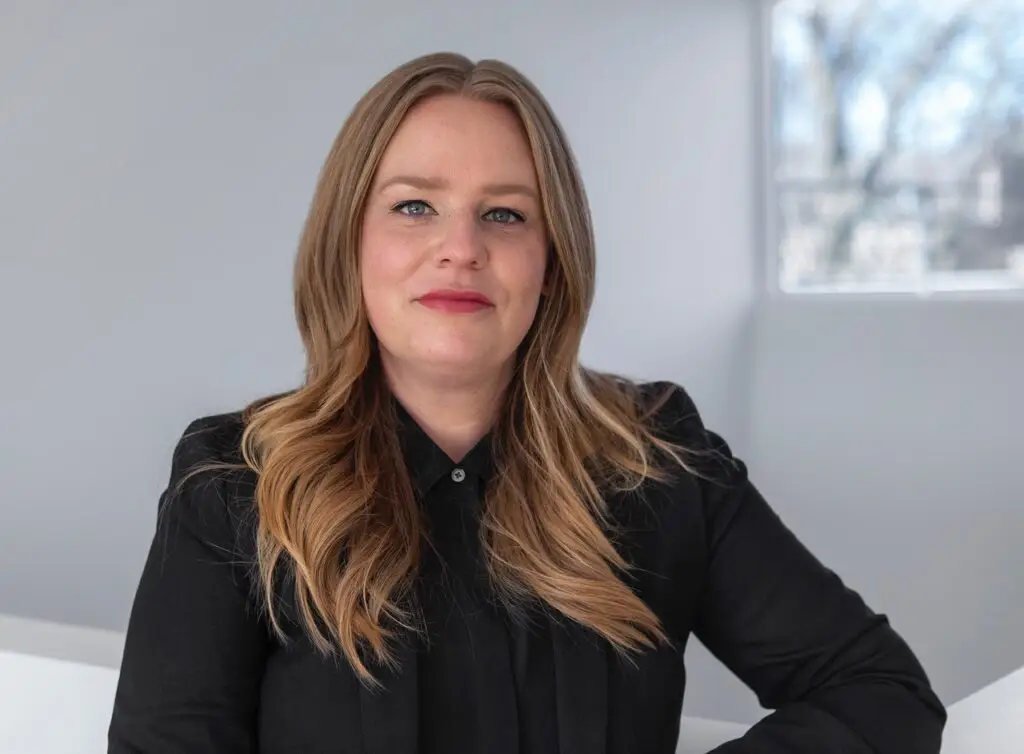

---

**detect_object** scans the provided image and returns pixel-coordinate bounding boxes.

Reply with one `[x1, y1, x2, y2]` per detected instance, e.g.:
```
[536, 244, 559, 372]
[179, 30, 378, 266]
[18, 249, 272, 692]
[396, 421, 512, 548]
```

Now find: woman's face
[360, 94, 548, 386]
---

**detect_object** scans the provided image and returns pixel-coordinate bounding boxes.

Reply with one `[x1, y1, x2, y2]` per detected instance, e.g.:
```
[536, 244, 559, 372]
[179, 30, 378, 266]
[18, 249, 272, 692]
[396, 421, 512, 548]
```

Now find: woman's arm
[108, 416, 270, 753]
[663, 386, 946, 753]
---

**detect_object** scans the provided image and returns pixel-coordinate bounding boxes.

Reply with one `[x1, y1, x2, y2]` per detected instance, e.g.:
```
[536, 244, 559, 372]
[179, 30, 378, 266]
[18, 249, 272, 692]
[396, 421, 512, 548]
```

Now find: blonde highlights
[233, 53, 691, 683]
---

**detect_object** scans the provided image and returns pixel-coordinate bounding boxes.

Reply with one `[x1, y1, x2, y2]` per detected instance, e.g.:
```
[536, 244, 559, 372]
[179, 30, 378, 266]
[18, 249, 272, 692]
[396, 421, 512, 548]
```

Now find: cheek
[360, 245, 411, 342]
[519, 243, 550, 296]
[499, 245, 548, 318]
[360, 231, 416, 300]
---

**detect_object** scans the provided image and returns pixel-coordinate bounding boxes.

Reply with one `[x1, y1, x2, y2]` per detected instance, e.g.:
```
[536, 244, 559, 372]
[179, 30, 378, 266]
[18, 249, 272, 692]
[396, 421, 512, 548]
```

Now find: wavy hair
[232, 52, 692, 684]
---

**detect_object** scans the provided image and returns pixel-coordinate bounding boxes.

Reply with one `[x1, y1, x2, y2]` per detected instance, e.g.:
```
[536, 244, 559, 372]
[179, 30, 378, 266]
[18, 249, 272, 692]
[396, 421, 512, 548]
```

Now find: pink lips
[416, 289, 494, 314]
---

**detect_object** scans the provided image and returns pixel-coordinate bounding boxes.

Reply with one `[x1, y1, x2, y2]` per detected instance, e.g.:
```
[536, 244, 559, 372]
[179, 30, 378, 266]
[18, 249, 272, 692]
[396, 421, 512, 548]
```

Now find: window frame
[757, 0, 1024, 302]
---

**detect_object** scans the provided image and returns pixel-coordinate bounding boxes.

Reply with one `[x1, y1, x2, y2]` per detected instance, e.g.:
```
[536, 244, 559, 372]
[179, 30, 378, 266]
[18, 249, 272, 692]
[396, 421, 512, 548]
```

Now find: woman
[108, 52, 945, 753]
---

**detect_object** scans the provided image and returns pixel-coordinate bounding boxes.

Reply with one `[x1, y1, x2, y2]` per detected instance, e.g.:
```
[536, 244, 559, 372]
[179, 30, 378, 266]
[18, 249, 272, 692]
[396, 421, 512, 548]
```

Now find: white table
[941, 664, 1024, 754]
[0, 650, 119, 754]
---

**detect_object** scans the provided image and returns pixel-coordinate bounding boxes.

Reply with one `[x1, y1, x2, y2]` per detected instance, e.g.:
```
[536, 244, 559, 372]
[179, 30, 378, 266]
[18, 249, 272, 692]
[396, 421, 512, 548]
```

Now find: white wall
[0, 0, 759, 723]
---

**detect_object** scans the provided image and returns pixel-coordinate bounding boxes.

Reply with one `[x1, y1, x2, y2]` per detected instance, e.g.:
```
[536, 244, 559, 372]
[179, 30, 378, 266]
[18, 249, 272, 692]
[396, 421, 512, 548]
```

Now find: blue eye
[393, 200, 435, 217]
[484, 208, 525, 225]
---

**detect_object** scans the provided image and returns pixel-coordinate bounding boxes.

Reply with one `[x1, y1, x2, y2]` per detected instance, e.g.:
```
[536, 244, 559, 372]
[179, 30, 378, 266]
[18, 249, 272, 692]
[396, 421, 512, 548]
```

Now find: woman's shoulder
[617, 378, 703, 441]
[629, 378, 744, 483]
[158, 411, 257, 555]
[173, 411, 248, 469]
[582, 373, 720, 464]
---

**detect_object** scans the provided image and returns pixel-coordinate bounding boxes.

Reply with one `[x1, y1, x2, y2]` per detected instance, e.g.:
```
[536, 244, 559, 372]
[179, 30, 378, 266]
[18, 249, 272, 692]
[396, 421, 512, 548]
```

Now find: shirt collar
[394, 399, 494, 496]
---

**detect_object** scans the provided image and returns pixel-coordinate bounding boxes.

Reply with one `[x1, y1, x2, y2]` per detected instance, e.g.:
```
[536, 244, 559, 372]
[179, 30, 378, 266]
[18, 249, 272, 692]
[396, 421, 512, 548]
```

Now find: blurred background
[1, 0, 1021, 726]
[773, 0, 1024, 291]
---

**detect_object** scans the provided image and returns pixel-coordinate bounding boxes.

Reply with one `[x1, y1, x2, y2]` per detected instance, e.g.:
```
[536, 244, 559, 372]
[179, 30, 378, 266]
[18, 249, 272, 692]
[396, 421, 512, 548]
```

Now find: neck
[382, 357, 510, 462]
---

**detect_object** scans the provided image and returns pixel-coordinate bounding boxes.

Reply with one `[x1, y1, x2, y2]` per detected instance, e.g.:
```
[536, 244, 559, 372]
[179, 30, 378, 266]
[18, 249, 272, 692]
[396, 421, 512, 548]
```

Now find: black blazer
[108, 383, 945, 753]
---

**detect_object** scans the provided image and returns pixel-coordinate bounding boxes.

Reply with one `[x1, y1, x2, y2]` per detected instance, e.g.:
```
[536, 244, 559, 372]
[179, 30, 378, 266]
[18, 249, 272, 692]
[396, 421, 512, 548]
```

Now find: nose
[436, 212, 487, 269]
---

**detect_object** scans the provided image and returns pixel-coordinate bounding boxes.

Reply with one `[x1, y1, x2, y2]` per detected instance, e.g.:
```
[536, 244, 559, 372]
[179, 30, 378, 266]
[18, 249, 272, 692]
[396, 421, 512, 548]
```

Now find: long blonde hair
[236, 52, 690, 683]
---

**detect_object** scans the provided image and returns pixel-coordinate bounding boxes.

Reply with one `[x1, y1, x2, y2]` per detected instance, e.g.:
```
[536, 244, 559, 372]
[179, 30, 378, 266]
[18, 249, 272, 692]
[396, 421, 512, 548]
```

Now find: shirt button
[451, 467, 466, 483]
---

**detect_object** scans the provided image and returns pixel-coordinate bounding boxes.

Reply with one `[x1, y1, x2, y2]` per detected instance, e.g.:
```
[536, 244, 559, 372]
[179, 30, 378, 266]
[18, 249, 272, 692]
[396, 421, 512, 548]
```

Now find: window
[770, 0, 1024, 294]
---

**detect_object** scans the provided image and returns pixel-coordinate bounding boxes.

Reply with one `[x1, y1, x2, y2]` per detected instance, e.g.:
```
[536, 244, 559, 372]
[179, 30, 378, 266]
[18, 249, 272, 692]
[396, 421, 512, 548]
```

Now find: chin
[411, 338, 503, 373]
[420, 349, 495, 372]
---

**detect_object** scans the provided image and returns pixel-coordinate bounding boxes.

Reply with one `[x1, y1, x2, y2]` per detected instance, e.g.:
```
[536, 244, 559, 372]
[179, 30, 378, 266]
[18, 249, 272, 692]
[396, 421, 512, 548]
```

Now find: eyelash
[390, 200, 526, 225]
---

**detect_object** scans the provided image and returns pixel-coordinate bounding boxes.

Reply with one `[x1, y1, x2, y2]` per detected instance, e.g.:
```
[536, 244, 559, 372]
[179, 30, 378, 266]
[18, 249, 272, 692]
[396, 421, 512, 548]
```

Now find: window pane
[771, 0, 1024, 293]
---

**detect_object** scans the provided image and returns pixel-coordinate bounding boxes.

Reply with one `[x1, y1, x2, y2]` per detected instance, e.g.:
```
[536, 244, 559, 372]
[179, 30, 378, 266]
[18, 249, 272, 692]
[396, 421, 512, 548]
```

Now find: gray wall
[749, 299, 1024, 710]
[2, 0, 1020, 726]
[1, 0, 758, 722]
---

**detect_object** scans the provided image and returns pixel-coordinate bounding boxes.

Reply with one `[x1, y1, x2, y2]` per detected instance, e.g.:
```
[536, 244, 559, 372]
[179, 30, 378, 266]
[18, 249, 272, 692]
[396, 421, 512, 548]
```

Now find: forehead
[375, 95, 538, 184]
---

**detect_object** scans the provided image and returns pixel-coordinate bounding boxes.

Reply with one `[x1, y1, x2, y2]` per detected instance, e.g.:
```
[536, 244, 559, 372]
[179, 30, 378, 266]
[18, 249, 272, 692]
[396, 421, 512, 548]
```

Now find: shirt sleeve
[108, 418, 270, 753]
[663, 386, 947, 754]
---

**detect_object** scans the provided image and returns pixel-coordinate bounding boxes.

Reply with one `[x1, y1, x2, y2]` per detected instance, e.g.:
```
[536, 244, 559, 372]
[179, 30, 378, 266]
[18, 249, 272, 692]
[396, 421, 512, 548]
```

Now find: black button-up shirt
[397, 403, 559, 753]
[108, 382, 946, 754]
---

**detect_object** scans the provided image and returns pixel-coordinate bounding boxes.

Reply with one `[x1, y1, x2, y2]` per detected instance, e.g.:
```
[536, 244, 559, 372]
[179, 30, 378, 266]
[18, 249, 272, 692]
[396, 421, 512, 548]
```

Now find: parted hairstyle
[211, 52, 694, 684]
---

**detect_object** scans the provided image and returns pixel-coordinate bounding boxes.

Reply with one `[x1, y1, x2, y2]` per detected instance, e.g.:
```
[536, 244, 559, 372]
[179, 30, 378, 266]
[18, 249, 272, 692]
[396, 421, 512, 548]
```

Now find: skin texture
[360, 94, 549, 457]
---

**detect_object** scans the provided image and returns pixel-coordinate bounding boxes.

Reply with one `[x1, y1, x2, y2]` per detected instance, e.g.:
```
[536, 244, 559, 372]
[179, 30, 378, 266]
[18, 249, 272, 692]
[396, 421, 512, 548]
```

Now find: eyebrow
[376, 175, 539, 202]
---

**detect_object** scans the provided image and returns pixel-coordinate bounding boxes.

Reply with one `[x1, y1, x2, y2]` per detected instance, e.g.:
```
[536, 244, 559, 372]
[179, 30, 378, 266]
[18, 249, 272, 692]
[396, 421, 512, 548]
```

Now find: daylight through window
[771, 0, 1024, 293]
